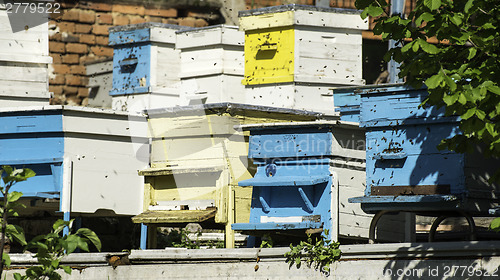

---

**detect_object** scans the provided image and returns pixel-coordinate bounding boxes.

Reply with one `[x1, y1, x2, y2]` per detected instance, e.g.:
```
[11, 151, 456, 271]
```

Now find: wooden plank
[132, 209, 216, 223]
[371, 185, 451, 196]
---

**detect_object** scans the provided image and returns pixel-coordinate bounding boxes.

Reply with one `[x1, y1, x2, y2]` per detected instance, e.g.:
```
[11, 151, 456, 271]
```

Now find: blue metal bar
[140, 224, 147, 250]
[63, 212, 70, 236]
[388, 0, 405, 83]
[298, 187, 314, 213]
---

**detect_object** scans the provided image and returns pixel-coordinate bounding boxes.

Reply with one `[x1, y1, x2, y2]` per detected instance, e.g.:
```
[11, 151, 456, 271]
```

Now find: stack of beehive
[0, 3, 51, 106]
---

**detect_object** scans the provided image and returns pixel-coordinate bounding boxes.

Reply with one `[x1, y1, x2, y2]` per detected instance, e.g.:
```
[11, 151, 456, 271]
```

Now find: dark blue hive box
[347, 85, 500, 215]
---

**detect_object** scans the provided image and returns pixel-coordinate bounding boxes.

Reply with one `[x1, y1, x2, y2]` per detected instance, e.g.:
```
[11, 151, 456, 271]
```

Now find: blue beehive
[348, 85, 500, 215]
[109, 23, 185, 96]
[232, 121, 377, 241]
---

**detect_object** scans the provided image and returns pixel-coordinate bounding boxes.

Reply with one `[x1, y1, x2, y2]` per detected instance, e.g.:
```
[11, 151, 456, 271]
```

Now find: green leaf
[485, 123, 498, 137]
[488, 86, 500, 95]
[490, 217, 500, 231]
[475, 109, 486, 120]
[416, 12, 435, 26]
[464, 0, 474, 12]
[443, 94, 459, 105]
[461, 108, 476, 120]
[6, 224, 27, 245]
[467, 48, 477, 60]
[7, 191, 23, 203]
[419, 40, 440, 54]
[458, 93, 467, 105]
[13, 273, 23, 280]
[62, 265, 72, 275]
[3, 252, 11, 267]
[76, 228, 102, 252]
[443, 75, 457, 91]
[425, 74, 444, 89]
[424, 0, 442, 10]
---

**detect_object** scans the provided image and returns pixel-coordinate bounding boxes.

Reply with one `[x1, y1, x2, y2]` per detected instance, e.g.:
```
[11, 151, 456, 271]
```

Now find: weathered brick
[61, 32, 79, 43]
[49, 32, 62, 41]
[90, 46, 113, 57]
[162, 18, 179, 25]
[75, 24, 92, 34]
[53, 64, 70, 74]
[49, 74, 65, 85]
[86, 2, 113, 12]
[179, 17, 197, 27]
[62, 54, 80, 64]
[78, 87, 90, 98]
[58, 22, 75, 33]
[63, 86, 79, 95]
[129, 15, 147, 24]
[92, 24, 111, 35]
[66, 95, 82, 106]
[113, 13, 130, 26]
[96, 13, 113, 24]
[145, 8, 177, 17]
[49, 85, 63, 96]
[112, 4, 145, 16]
[80, 55, 98, 64]
[194, 19, 209, 27]
[61, 9, 80, 21]
[70, 65, 87, 75]
[80, 34, 96, 44]
[49, 41, 65, 53]
[66, 43, 88, 54]
[66, 75, 85, 86]
[79, 10, 96, 23]
[95, 36, 109, 46]
[51, 54, 62, 64]
[145, 15, 162, 23]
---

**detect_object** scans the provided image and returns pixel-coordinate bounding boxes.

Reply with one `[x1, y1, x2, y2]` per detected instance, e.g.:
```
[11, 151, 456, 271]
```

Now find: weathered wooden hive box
[239, 4, 368, 115]
[0, 106, 149, 217]
[231, 121, 406, 241]
[85, 59, 113, 108]
[109, 23, 186, 112]
[176, 25, 245, 105]
[132, 103, 323, 247]
[0, 2, 51, 106]
[349, 85, 500, 215]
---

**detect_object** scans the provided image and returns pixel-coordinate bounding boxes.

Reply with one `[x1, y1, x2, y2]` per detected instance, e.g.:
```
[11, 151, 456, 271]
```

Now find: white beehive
[239, 5, 368, 115]
[176, 25, 245, 105]
[0, 2, 51, 106]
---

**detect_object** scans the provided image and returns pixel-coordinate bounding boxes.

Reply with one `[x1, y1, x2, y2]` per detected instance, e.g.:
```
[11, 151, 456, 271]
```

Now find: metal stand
[369, 210, 391, 244]
[428, 211, 477, 242]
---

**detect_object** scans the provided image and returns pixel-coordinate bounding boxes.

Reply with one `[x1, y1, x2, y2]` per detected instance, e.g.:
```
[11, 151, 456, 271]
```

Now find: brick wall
[49, 0, 222, 105]
[48, 0, 416, 106]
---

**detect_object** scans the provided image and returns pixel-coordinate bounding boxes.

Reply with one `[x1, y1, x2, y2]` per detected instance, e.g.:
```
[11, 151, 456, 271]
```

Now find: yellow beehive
[239, 5, 368, 115]
[240, 5, 368, 85]
[132, 103, 323, 248]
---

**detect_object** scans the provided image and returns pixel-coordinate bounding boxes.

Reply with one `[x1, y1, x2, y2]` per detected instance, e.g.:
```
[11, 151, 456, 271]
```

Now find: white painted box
[0, 2, 51, 106]
[177, 25, 245, 105]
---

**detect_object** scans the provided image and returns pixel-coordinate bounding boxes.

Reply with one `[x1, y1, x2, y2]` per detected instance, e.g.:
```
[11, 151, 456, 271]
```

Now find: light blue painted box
[109, 23, 185, 96]
[348, 85, 500, 214]
[232, 121, 367, 240]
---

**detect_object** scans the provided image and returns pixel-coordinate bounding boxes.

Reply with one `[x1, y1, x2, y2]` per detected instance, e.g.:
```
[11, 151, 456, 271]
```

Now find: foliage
[284, 230, 341, 274]
[13, 219, 101, 280]
[259, 234, 273, 248]
[160, 228, 201, 249]
[0, 165, 101, 280]
[0, 166, 35, 277]
[356, 0, 500, 170]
